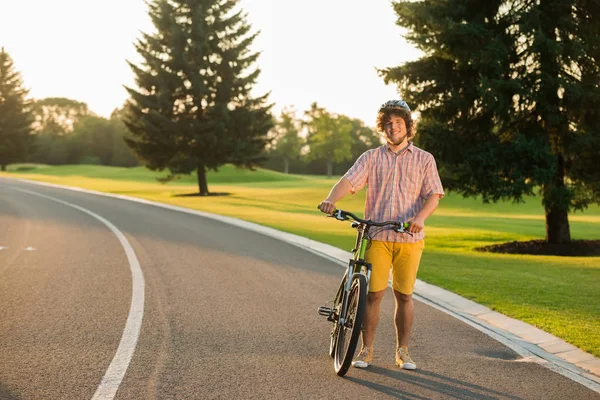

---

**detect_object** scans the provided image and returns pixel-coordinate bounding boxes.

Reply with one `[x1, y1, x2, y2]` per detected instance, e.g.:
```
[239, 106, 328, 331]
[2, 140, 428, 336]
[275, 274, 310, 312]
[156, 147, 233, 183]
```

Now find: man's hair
[376, 108, 414, 139]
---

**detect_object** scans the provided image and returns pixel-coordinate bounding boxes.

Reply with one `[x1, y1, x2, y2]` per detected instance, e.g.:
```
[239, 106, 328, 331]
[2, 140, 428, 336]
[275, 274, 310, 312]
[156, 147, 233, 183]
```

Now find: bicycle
[317, 209, 411, 376]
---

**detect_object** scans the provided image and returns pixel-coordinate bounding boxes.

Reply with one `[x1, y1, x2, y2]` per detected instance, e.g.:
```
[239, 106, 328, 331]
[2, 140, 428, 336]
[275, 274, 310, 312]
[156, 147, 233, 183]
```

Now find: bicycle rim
[329, 275, 346, 358]
[334, 274, 367, 376]
[329, 321, 338, 358]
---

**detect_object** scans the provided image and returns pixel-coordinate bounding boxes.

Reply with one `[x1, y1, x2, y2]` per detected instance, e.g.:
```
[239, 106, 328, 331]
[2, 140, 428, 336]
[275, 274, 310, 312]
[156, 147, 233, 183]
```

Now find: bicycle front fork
[317, 259, 371, 322]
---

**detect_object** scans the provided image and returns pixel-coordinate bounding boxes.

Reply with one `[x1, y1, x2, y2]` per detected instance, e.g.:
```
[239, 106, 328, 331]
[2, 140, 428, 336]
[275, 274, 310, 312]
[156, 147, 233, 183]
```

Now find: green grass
[6, 163, 311, 184]
[2, 164, 599, 357]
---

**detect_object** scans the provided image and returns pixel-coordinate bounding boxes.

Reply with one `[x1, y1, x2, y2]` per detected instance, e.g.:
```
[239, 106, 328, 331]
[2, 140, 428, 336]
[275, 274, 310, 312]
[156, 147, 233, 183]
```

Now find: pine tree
[381, 0, 600, 244]
[124, 0, 273, 195]
[0, 47, 34, 171]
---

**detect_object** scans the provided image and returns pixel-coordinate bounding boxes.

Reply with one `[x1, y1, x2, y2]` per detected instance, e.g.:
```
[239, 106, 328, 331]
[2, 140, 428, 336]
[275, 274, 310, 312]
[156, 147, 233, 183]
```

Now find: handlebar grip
[317, 204, 339, 215]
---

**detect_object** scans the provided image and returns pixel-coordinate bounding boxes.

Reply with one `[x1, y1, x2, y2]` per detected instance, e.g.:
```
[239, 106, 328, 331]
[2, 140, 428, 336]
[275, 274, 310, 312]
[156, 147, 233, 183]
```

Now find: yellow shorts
[364, 240, 425, 294]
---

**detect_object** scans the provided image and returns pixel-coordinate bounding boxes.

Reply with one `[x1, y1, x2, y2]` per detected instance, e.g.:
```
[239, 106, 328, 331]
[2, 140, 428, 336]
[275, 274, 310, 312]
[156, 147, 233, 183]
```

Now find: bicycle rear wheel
[333, 274, 367, 376]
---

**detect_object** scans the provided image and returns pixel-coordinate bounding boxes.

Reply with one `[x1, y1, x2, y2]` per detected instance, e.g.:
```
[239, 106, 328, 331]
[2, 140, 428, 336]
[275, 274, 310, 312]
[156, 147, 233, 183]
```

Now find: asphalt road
[1, 178, 598, 400]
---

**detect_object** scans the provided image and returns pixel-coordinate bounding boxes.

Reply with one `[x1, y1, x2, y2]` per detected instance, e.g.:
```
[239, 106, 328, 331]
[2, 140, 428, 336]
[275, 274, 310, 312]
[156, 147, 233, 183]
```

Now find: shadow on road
[0, 381, 22, 400]
[345, 366, 523, 400]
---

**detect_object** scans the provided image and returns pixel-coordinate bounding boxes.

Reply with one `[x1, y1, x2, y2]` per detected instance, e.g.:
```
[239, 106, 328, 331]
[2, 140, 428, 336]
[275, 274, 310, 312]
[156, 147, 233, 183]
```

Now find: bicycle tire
[329, 322, 338, 358]
[334, 274, 367, 376]
[329, 275, 347, 358]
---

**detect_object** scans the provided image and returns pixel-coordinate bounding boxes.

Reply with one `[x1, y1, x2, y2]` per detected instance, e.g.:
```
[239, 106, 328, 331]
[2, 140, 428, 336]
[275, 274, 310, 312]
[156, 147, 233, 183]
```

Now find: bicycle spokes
[333, 274, 367, 376]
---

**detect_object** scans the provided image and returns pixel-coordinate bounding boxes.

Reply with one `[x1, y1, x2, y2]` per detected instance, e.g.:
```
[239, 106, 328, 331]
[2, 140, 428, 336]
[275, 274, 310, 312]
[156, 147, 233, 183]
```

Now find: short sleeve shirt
[343, 142, 445, 243]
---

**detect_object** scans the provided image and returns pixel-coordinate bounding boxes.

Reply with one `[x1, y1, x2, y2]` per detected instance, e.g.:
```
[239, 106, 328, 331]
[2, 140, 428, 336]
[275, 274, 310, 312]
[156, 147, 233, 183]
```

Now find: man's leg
[393, 290, 414, 348]
[361, 289, 386, 348]
[360, 240, 393, 349]
[391, 240, 424, 370]
[352, 289, 385, 368]
[353, 240, 392, 368]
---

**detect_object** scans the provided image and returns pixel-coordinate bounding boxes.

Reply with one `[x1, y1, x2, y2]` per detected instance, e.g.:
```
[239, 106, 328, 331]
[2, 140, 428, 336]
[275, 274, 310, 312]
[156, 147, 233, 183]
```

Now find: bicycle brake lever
[334, 210, 347, 221]
[395, 227, 414, 236]
[324, 210, 343, 220]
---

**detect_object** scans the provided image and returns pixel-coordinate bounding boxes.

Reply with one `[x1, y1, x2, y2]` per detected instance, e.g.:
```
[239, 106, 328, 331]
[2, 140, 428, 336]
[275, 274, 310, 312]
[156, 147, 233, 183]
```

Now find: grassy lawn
[2, 164, 599, 357]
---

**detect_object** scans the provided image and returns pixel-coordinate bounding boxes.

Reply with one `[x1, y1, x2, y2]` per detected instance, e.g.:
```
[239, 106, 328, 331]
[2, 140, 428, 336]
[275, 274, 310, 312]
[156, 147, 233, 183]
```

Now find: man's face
[384, 115, 407, 146]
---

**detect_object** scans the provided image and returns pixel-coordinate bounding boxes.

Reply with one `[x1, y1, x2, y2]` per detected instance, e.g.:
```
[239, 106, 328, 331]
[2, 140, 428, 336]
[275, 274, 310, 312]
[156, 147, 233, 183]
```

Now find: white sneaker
[351, 346, 373, 368]
[396, 347, 416, 370]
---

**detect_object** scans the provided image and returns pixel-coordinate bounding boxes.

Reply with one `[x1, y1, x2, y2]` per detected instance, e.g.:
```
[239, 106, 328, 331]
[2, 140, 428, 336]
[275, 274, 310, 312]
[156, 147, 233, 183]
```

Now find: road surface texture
[1, 179, 598, 400]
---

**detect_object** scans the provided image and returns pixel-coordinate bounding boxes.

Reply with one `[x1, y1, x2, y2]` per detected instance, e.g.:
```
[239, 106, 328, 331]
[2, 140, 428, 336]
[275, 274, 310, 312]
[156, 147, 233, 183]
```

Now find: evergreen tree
[124, 0, 273, 195]
[0, 47, 34, 171]
[382, 0, 600, 244]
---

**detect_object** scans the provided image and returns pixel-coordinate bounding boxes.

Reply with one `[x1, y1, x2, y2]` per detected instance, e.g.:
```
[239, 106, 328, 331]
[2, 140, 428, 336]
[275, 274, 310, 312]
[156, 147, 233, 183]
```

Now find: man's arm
[318, 177, 354, 214]
[407, 194, 442, 233]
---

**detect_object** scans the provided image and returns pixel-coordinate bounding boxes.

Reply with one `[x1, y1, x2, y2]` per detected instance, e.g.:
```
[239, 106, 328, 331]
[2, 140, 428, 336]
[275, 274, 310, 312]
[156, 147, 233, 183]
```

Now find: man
[318, 99, 444, 370]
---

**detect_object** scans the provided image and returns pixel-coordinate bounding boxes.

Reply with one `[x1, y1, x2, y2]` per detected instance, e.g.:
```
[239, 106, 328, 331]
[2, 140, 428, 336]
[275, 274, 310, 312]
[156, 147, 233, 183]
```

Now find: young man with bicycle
[318, 99, 444, 370]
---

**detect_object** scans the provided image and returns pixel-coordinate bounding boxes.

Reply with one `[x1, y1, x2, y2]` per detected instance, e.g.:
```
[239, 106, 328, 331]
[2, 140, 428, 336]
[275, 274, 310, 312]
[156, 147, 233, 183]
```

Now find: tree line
[1, 0, 599, 244]
[27, 97, 137, 167]
[266, 103, 382, 177]
[0, 49, 138, 169]
[0, 44, 378, 176]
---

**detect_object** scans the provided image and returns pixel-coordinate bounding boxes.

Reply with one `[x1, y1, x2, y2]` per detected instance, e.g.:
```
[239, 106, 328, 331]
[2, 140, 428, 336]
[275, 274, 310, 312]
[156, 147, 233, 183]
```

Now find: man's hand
[407, 216, 425, 233]
[318, 200, 336, 214]
[407, 194, 440, 234]
[318, 178, 352, 215]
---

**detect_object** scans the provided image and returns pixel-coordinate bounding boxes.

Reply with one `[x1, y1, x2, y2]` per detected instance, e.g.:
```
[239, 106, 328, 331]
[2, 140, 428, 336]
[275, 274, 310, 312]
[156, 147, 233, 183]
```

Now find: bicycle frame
[327, 209, 410, 314]
[318, 208, 410, 376]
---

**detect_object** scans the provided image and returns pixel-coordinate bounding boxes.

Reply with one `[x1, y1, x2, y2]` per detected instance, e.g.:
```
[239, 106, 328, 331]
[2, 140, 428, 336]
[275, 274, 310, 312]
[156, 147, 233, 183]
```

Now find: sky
[0, 0, 422, 127]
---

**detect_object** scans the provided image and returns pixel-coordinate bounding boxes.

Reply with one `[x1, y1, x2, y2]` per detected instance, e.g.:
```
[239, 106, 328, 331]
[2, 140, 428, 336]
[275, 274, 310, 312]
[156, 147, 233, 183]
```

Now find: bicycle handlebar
[319, 207, 410, 231]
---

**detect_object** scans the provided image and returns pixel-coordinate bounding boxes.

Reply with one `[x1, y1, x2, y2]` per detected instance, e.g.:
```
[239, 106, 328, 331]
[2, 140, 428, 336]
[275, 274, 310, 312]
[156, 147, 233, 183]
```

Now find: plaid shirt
[343, 142, 445, 243]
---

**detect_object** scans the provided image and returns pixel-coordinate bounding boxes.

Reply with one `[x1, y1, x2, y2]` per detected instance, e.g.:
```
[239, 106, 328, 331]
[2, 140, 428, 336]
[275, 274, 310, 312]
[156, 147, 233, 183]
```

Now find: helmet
[378, 99, 411, 113]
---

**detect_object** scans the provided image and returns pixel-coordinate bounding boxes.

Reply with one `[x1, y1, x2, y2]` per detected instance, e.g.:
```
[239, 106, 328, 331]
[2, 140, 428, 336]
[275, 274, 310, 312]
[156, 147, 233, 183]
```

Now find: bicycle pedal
[317, 305, 333, 317]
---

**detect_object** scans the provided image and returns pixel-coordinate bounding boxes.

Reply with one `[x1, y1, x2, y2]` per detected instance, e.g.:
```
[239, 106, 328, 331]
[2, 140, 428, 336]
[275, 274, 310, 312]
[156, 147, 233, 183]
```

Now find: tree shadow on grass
[173, 192, 231, 197]
[475, 239, 600, 257]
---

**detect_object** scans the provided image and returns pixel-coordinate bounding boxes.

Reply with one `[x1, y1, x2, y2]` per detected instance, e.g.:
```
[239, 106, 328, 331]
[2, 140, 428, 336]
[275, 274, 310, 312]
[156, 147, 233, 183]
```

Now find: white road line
[11, 187, 145, 400]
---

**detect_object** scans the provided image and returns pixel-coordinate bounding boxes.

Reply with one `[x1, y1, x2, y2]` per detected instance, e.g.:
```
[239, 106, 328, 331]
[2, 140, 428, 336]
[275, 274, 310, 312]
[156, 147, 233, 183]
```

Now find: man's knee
[394, 291, 412, 303]
[367, 290, 386, 305]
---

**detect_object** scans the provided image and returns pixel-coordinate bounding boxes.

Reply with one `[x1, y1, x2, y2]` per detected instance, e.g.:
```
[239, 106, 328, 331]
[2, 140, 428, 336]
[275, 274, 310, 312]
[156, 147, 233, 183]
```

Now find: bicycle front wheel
[333, 274, 367, 376]
[329, 274, 347, 358]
